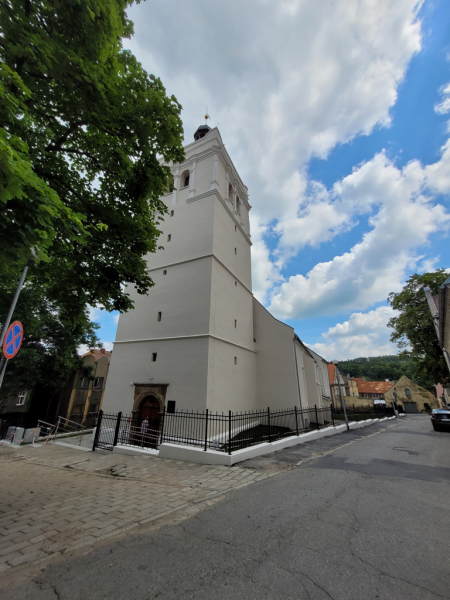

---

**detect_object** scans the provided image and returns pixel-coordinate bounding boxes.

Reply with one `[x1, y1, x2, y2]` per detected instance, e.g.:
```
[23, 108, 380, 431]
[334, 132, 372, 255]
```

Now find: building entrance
[138, 396, 161, 448]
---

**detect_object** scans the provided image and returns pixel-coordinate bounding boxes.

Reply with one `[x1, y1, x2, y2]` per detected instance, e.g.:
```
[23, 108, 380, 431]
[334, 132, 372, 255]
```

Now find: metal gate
[403, 402, 418, 414]
[92, 411, 122, 451]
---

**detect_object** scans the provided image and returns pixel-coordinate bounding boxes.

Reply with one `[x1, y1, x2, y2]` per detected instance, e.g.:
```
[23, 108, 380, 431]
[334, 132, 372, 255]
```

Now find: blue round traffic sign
[3, 321, 24, 359]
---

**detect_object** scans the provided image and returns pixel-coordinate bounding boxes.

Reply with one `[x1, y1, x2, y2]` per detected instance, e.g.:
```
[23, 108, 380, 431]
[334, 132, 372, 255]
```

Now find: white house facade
[102, 125, 330, 420]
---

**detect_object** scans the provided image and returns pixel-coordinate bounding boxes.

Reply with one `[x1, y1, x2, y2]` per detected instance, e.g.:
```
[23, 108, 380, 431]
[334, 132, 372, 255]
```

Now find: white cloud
[269, 147, 450, 319]
[101, 341, 114, 351]
[309, 306, 399, 360]
[434, 82, 450, 115]
[126, 0, 422, 225]
[77, 341, 113, 355]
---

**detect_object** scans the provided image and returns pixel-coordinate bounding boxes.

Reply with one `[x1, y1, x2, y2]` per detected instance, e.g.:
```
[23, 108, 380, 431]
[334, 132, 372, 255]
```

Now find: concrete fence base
[158, 417, 397, 466]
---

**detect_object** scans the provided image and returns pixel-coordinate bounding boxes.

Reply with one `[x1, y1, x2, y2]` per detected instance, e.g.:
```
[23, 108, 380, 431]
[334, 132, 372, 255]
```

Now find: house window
[167, 401, 176, 413]
[151, 353, 157, 362]
[94, 377, 104, 389]
[163, 270, 167, 275]
[405, 388, 411, 397]
[89, 403, 99, 414]
[234, 357, 237, 365]
[236, 197, 241, 215]
[170, 210, 174, 217]
[228, 183, 233, 200]
[181, 170, 190, 188]
[157, 312, 162, 322]
[16, 392, 27, 406]
[79, 377, 89, 388]
[167, 234, 171, 242]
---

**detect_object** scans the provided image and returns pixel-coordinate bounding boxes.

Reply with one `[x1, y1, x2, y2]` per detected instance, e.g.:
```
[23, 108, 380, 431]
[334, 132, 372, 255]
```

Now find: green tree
[387, 271, 449, 390]
[0, 0, 184, 417]
[337, 355, 415, 382]
[0, 0, 184, 311]
[0, 275, 99, 420]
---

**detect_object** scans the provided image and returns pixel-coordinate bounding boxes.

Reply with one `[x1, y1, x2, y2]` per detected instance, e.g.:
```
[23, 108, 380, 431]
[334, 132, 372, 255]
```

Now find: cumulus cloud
[309, 306, 399, 360]
[126, 0, 422, 224]
[434, 82, 450, 116]
[269, 147, 450, 319]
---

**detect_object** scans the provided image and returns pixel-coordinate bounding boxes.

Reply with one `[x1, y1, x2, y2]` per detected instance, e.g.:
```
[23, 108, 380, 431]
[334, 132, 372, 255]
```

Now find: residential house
[343, 375, 359, 397]
[384, 375, 439, 413]
[327, 364, 346, 406]
[352, 378, 394, 406]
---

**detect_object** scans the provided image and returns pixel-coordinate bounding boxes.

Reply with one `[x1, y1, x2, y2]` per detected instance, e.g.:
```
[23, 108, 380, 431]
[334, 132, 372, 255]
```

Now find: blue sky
[88, 0, 450, 360]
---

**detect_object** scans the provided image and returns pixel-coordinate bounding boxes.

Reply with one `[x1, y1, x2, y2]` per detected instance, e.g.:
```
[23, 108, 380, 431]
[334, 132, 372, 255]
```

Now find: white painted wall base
[158, 417, 396, 465]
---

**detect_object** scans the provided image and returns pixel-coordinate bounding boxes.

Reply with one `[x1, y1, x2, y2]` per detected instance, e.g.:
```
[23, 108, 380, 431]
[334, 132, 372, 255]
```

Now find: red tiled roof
[357, 381, 394, 394]
[327, 364, 336, 383]
[81, 348, 112, 362]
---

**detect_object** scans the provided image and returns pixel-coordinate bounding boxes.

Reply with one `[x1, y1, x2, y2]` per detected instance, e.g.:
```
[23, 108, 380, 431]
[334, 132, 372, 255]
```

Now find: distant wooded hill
[336, 355, 415, 384]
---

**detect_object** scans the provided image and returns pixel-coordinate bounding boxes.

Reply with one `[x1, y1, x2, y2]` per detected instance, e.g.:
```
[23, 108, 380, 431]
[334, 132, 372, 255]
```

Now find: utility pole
[335, 364, 349, 431]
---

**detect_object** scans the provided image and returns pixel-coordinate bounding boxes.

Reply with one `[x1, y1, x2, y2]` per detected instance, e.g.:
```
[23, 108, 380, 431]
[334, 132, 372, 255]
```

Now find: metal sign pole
[0, 261, 31, 348]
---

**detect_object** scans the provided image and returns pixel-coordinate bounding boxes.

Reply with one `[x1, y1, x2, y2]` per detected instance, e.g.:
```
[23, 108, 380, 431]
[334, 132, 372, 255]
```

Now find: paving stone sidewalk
[0, 442, 267, 579]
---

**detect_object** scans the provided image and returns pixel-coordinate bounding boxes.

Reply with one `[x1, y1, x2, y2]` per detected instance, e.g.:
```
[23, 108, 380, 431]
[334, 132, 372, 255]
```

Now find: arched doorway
[138, 395, 161, 448]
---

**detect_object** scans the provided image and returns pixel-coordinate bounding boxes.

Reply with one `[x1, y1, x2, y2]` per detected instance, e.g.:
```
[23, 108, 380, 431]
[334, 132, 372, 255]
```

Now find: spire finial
[205, 107, 210, 124]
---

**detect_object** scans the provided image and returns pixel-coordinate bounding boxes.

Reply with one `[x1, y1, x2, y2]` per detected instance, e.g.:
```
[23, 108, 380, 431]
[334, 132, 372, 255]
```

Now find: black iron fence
[92, 401, 395, 455]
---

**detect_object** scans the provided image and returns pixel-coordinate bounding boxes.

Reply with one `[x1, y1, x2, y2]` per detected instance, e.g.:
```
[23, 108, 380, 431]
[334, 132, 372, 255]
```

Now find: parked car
[431, 409, 450, 432]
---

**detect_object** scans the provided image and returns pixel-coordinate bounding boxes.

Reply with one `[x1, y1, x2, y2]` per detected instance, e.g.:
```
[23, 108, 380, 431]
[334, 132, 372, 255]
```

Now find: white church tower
[102, 124, 331, 422]
[103, 125, 258, 417]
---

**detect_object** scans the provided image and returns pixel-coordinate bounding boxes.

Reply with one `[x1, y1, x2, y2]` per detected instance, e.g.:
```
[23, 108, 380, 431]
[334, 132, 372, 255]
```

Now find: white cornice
[114, 334, 257, 354]
[186, 189, 251, 244]
[146, 253, 253, 294]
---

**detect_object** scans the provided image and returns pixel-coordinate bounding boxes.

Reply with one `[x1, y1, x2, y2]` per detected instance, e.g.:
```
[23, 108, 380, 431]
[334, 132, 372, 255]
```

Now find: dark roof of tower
[194, 124, 211, 141]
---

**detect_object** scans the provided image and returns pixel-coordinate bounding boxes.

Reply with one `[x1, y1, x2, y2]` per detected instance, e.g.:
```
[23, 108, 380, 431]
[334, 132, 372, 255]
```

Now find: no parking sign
[2, 321, 23, 359]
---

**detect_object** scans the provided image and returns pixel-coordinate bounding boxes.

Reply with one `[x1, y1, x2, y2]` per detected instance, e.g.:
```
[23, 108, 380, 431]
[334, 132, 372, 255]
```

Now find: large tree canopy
[336, 355, 415, 384]
[1, 0, 185, 312]
[387, 271, 449, 390]
[0, 0, 184, 412]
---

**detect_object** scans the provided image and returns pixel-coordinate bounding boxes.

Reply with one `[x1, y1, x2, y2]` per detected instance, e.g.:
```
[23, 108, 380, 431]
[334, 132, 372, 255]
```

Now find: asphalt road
[4, 415, 450, 600]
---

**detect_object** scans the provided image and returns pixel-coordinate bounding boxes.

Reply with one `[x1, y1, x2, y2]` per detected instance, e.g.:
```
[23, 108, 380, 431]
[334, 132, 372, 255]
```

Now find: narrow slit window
[163, 270, 167, 275]
[234, 319, 237, 328]
[235, 281, 237, 286]
[151, 353, 157, 362]
[157, 312, 162, 322]
[170, 210, 174, 217]
[234, 357, 237, 365]
[235, 225, 237, 231]
[167, 234, 171, 242]
[234, 248, 237, 255]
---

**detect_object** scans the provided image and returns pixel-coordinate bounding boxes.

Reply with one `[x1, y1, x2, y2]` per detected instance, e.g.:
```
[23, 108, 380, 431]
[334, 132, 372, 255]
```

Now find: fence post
[228, 410, 232, 455]
[331, 405, 335, 427]
[361, 405, 364, 421]
[267, 407, 271, 443]
[92, 410, 103, 451]
[204, 409, 209, 451]
[353, 404, 357, 422]
[314, 405, 319, 430]
[160, 406, 166, 445]
[294, 405, 299, 436]
[113, 412, 122, 447]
